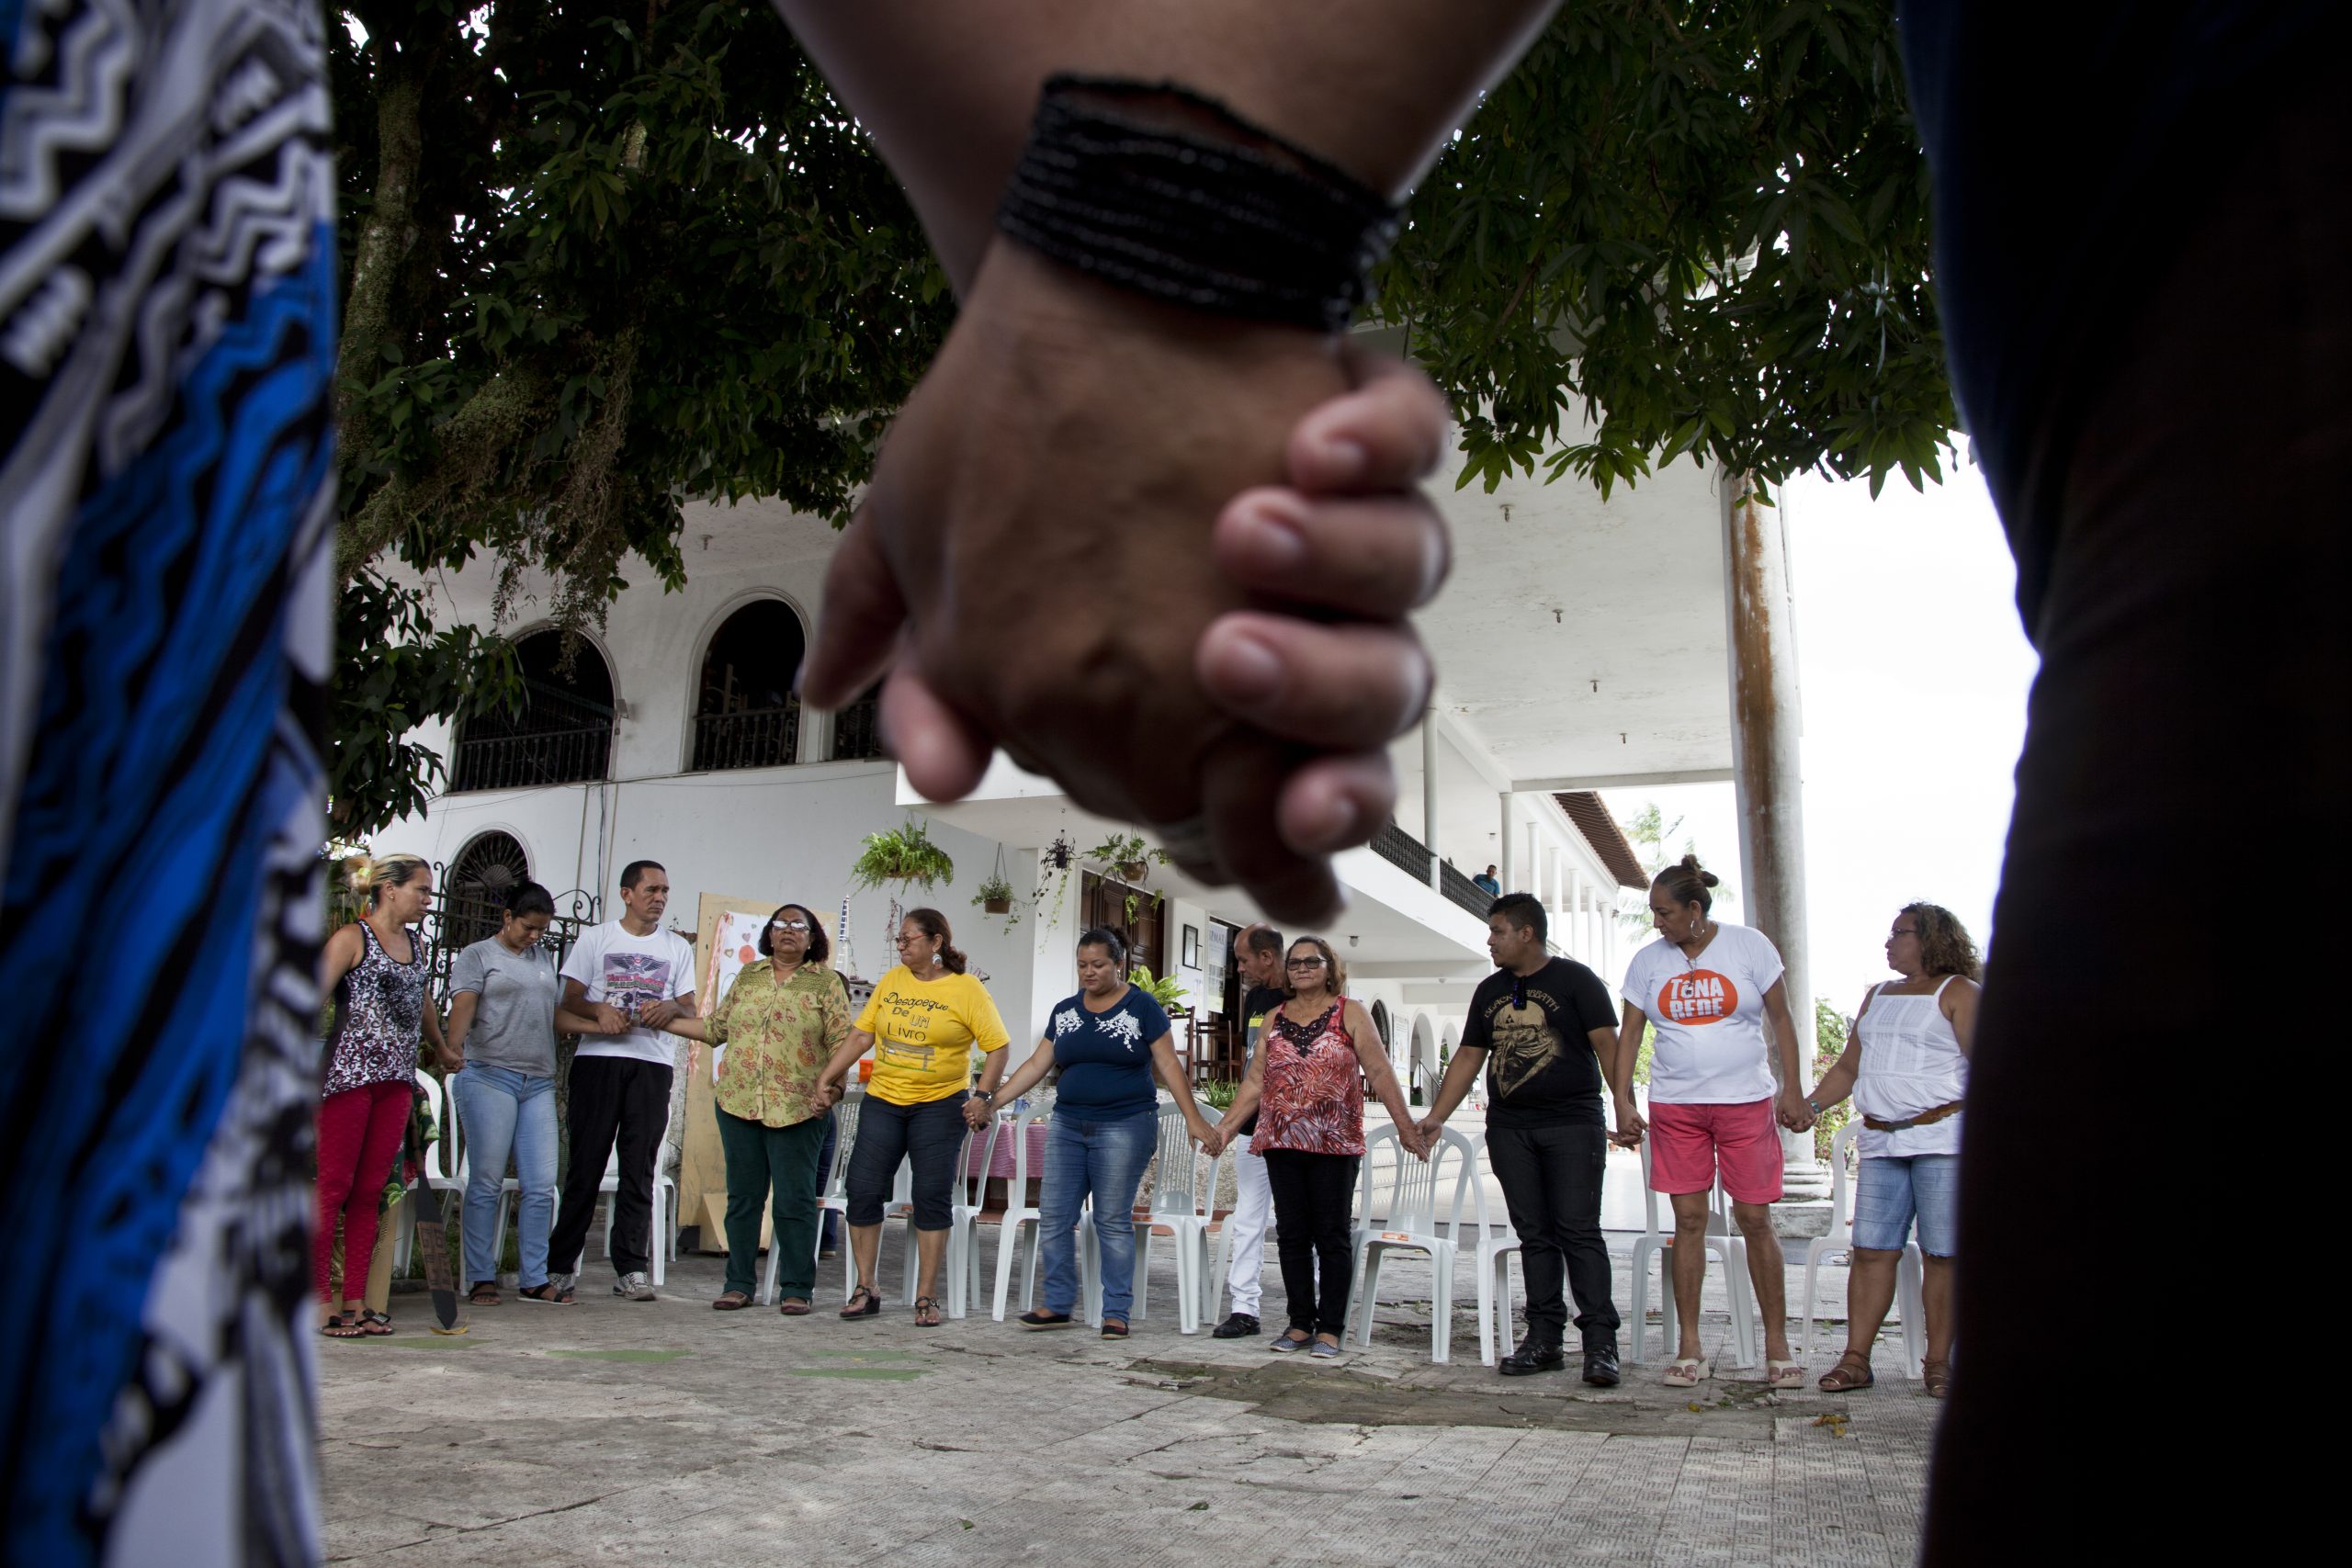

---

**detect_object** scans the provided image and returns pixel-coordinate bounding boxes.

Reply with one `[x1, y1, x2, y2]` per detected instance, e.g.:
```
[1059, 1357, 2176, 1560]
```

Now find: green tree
[1617, 800, 1735, 942]
[1812, 995, 1852, 1161]
[328, 0, 1953, 832]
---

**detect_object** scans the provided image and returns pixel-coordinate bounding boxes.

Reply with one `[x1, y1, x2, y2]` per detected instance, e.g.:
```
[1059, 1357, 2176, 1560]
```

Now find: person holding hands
[1207, 937, 1422, 1357]
[1612, 856, 1812, 1389]
[1419, 893, 1625, 1384]
[988, 928, 1214, 1337]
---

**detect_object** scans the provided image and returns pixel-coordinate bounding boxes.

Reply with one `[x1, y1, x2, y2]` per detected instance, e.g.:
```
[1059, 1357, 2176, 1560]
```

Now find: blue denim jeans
[1039, 1110, 1158, 1322]
[1852, 1152, 1961, 1257]
[451, 1065, 559, 1288]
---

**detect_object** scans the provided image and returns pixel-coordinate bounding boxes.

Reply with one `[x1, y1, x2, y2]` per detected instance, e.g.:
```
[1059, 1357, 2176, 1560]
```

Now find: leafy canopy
[327, 0, 1950, 834]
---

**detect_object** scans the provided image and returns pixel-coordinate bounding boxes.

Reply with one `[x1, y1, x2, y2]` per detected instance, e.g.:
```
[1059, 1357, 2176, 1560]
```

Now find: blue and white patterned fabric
[0, 2, 332, 1563]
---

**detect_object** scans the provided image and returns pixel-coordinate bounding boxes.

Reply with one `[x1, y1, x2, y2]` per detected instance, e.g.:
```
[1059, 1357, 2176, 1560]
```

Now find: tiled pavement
[320, 1230, 1936, 1565]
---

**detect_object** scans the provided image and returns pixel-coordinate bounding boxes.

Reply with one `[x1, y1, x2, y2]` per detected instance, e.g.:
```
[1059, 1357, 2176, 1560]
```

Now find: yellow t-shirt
[856, 966, 1012, 1105]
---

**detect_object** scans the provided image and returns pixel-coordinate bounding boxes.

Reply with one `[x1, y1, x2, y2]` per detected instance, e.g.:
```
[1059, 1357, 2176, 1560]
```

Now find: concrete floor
[320, 1225, 1938, 1565]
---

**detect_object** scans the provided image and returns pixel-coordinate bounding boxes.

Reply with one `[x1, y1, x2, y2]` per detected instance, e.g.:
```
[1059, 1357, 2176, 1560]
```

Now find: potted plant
[849, 817, 956, 894]
[1128, 964, 1188, 1012]
[974, 873, 1016, 915]
[1084, 831, 1170, 884]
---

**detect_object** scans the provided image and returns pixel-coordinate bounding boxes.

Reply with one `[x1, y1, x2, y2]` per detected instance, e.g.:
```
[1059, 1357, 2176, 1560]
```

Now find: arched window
[451, 629, 615, 791]
[692, 600, 805, 771]
[831, 680, 886, 761]
[442, 831, 530, 952]
[1370, 998, 1392, 1048]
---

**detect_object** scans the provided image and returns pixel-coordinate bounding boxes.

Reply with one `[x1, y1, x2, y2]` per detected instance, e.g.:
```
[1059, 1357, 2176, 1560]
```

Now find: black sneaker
[1582, 1338, 1623, 1387]
[1498, 1338, 1566, 1377]
[1210, 1313, 1261, 1340]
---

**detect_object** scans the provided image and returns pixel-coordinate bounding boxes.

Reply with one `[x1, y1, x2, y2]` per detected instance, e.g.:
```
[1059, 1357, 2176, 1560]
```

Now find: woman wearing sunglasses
[661, 903, 851, 1314]
[1208, 937, 1423, 1357]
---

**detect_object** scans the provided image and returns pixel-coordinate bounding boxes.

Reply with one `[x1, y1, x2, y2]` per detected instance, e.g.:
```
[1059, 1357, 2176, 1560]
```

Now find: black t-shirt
[1459, 958, 1617, 1129]
[1235, 985, 1287, 1136]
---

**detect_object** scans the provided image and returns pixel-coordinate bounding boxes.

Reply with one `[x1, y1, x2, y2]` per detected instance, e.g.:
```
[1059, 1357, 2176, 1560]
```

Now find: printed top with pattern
[707, 962, 853, 1127]
[1046, 985, 1173, 1121]
[324, 920, 426, 1098]
[560, 921, 697, 1067]
[1254, 998, 1366, 1156]
[1852, 977, 1970, 1159]
[855, 966, 1012, 1106]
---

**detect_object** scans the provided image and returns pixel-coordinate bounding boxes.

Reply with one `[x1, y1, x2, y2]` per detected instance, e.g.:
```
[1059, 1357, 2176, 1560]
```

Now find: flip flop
[356, 1311, 395, 1337]
[1767, 1359, 1806, 1390]
[1662, 1356, 1713, 1387]
[320, 1313, 364, 1339]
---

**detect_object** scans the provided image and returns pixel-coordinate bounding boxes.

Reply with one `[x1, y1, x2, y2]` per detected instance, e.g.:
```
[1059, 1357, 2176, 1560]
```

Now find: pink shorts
[1647, 1098, 1784, 1204]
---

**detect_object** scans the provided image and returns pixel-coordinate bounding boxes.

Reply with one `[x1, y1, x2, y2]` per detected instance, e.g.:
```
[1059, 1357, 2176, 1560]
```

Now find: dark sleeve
[1458, 986, 1491, 1053]
[1569, 964, 1617, 1037]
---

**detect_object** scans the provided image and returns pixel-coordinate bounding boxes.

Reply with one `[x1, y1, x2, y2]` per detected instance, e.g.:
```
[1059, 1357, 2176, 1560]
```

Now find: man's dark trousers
[1486, 1122, 1619, 1346]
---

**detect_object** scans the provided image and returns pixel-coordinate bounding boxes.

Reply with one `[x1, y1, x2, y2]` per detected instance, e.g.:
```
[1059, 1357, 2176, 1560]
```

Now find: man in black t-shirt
[1211, 923, 1289, 1338]
[1420, 893, 1625, 1382]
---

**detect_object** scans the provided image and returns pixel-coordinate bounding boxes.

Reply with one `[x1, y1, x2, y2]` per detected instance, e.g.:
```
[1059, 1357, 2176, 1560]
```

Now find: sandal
[517, 1281, 574, 1305]
[778, 1298, 812, 1316]
[1662, 1356, 1713, 1387]
[467, 1281, 501, 1307]
[912, 1295, 944, 1328]
[841, 1286, 881, 1319]
[1817, 1352, 1874, 1392]
[1100, 1317, 1128, 1339]
[711, 1291, 752, 1311]
[1767, 1359, 1806, 1390]
[356, 1310, 395, 1337]
[1017, 1310, 1074, 1330]
[321, 1312, 365, 1339]
[1921, 1359, 1952, 1399]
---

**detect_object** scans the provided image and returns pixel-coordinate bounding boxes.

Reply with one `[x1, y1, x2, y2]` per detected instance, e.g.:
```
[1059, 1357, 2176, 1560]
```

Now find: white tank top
[1852, 976, 1968, 1158]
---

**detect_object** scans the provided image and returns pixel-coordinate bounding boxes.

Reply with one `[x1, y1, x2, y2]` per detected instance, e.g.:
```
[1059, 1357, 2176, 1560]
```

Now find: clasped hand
[801, 242, 1453, 922]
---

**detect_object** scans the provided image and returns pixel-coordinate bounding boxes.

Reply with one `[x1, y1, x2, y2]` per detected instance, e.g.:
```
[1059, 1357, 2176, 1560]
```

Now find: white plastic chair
[1131, 1102, 1214, 1332]
[989, 1109, 1053, 1320]
[1444, 1130, 1525, 1367]
[1347, 1124, 1478, 1363]
[1196, 1137, 1241, 1327]
[942, 1115, 999, 1319]
[1798, 1123, 1925, 1378]
[1627, 1140, 1757, 1368]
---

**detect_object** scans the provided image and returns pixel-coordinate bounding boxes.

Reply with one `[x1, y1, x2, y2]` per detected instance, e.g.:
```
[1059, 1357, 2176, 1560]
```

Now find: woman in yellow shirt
[816, 908, 1010, 1325]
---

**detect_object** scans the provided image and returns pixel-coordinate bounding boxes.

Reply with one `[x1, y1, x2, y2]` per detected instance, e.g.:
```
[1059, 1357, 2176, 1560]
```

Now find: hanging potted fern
[973, 844, 1016, 914]
[1085, 831, 1169, 885]
[850, 817, 956, 894]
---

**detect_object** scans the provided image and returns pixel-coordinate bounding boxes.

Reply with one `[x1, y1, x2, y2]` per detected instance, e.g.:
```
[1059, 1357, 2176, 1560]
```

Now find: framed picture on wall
[1182, 924, 1200, 968]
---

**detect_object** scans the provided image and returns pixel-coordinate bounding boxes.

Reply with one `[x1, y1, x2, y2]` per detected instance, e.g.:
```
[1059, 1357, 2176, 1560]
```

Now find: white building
[377, 408, 1811, 1104]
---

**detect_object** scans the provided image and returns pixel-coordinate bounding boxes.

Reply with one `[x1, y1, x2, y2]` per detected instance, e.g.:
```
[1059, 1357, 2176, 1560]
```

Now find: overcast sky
[1609, 457, 2039, 1015]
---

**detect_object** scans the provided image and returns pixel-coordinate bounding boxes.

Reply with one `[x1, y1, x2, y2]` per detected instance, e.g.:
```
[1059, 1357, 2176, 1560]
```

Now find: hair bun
[343, 854, 375, 897]
[1676, 852, 1718, 887]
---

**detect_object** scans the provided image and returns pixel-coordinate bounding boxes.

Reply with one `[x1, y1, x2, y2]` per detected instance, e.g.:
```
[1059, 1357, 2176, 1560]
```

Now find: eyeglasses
[1285, 956, 1327, 970]
[771, 919, 811, 931]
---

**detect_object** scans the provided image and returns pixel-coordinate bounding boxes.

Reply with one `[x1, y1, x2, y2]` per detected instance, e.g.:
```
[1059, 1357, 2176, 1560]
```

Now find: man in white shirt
[1210, 924, 1285, 1337]
[547, 861, 697, 1303]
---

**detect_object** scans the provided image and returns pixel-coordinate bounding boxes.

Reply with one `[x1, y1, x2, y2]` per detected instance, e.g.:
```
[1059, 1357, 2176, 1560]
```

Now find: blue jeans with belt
[1039, 1109, 1158, 1322]
[450, 1065, 559, 1289]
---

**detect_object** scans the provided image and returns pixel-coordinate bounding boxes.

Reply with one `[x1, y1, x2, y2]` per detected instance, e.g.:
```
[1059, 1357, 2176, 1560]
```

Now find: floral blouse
[707, 962, 852, 1127]
[1255, 998, 1366, 1157]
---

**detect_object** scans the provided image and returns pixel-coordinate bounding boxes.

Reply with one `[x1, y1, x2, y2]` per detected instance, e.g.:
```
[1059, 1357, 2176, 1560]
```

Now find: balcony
[833, 693, 886, 761]
[1369, 818, 1432, 881]
[692, 703, 799, 772]
[450, 680, 613, 792]
[1438, 861, 1497, 921]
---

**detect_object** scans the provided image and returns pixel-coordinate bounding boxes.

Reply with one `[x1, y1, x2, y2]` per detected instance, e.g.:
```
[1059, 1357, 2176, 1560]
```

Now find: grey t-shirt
[450, 936, 560, 1077]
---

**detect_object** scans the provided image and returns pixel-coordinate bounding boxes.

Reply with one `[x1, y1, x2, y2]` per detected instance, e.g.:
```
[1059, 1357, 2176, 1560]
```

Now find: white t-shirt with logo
[1622, 923, 1785, 1105]
[560, 921, 697, 1066]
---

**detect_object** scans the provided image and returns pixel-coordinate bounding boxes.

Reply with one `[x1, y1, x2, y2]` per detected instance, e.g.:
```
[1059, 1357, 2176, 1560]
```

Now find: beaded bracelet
[994, 74, 1402, 333]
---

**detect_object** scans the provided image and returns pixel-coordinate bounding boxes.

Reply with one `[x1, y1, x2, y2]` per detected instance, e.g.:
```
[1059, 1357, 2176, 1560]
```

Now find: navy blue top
[1046, 985, 1171, 1121]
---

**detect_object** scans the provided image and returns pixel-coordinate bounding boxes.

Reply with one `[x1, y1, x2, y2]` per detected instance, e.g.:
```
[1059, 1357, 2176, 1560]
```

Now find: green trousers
[715, 1106, 829, 1300]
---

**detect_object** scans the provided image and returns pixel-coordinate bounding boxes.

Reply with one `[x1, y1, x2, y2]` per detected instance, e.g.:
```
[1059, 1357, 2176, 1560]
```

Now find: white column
[1565, 863, 1583, 960]
[1498, 792, 1514, 892]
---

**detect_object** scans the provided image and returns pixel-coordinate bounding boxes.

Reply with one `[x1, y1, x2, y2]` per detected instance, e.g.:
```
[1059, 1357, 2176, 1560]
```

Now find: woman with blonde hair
[315, 852, 448, 1337]
[1804, 904, 1981, 1397]
[1208, 936, 1423, 1357]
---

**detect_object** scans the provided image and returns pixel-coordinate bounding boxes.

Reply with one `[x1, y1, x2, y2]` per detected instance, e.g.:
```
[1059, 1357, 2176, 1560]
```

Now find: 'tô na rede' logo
[1657, 970, 1737, 1025]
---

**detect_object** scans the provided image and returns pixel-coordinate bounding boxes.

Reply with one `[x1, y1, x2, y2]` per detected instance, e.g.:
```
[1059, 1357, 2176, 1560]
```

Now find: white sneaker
[613, 1271, 657, 1302]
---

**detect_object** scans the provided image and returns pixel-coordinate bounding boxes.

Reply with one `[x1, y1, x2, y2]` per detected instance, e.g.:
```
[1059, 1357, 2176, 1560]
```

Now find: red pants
[314, 1080, 413, 1306]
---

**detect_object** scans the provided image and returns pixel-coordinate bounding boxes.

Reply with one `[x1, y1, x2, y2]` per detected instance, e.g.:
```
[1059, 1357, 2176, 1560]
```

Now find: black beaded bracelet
[994, 74, 1402, 333]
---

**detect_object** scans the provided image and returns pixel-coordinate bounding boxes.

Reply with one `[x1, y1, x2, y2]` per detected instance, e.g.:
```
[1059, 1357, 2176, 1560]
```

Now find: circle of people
[315, 850, 1974, 1393]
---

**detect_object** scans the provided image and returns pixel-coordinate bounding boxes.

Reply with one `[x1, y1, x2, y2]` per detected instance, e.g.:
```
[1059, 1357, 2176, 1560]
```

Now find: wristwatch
[970, 1089, 995, 1104]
